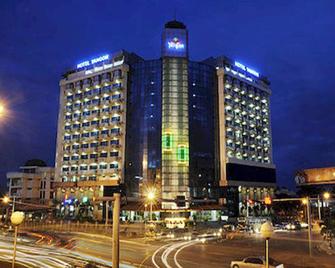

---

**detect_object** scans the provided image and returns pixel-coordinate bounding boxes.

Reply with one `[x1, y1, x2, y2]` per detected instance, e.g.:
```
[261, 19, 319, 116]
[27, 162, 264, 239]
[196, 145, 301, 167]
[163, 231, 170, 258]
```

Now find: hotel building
[54, 20, 276, 220]
[55, 52, 134, 219]
[211, 57, 276, 217]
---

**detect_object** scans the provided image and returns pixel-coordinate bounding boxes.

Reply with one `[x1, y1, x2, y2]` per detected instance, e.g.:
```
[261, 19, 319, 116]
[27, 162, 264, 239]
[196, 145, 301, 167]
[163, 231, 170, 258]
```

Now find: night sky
[0, 0, 334, 190]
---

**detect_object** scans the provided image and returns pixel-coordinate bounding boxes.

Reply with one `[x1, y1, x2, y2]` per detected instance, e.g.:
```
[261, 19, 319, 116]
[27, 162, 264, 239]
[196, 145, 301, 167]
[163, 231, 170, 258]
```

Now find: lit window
[177, 145, 189, 163]
[162, 133, 173, 150]
[110, 162, 119, 169]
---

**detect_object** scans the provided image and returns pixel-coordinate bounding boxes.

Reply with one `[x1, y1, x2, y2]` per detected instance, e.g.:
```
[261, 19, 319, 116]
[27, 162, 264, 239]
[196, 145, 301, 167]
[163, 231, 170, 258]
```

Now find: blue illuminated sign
[162, 29, 187, 58]
[77, 54, 109, 69]
[167, 37, 185, 50]
[234, 61, 259, 77]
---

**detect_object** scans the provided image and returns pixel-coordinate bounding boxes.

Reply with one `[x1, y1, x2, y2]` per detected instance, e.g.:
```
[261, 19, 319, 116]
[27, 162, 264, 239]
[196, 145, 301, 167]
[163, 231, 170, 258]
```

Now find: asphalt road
[167, 232, 335, 268]
[65, 230, 335, 267]
[2, 229, 335, 267]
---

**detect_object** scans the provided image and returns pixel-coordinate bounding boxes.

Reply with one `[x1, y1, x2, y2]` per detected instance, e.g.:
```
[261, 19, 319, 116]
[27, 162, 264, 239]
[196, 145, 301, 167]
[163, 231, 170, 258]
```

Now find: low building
[6, 159, 55, 205]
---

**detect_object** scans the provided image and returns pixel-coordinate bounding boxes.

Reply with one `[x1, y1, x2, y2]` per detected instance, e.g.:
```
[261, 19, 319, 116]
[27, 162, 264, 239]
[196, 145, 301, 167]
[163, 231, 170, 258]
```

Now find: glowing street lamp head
[302, 198, 308, 205]
[2, 196, 10, 204]
[323, 192, 330, 200]
[147, 189, 156, 201]
[0, 103, 5, 116]
[11, 211, 25, 226]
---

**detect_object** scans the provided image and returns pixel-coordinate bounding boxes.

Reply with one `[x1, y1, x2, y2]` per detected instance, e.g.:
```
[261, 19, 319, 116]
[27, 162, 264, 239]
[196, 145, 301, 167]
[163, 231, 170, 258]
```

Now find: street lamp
[147, 189, 156, 222]
[2, 196, 10, 204]
[10, 211, 25, 268]
[2, 196, 16, 212]
[323, 192, 330, 200]
[0, 103, 5, 117]
[2, 196, 10, 224]
[260, 221, 273, 268]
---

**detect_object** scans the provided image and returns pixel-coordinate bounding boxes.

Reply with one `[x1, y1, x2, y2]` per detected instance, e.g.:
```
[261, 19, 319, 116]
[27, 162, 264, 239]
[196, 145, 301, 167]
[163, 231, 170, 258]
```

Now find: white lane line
[161, 240, 197, 268]
[152, 243, 174, 268]
[174, 240, 200, 268]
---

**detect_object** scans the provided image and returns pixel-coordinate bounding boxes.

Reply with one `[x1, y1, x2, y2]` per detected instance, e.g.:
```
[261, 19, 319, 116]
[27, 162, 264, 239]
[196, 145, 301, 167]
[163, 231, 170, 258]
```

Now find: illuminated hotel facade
[161, 21, 190, 209]
[55, 52, 132, 219]
[55, 20, 276, 220]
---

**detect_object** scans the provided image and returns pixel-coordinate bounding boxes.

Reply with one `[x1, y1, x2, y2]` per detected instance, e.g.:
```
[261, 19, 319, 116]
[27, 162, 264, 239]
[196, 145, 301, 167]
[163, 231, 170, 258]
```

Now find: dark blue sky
[0, 0, 334, 190]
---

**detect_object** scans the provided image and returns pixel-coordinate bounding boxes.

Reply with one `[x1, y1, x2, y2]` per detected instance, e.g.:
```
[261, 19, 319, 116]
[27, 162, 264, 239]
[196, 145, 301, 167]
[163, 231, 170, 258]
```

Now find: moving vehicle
[285, 221, 301, 230]
[231, 256, 284, 268]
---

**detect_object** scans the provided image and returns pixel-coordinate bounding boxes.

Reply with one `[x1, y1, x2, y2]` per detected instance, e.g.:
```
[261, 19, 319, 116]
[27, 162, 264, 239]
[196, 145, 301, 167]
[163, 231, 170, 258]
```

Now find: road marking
[174, 240, 200, 268]
[152, 243, 174, 268]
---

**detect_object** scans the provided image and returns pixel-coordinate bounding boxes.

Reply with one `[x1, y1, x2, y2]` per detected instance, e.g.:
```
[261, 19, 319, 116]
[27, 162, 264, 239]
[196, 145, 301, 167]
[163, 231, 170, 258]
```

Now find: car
[231, 256, 284, 268]
[285, 221, 301, 230]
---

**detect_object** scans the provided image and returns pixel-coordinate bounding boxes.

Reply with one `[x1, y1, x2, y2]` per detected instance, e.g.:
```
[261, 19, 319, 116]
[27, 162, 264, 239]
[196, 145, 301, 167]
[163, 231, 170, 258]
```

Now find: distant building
[295, 166, 335, 196]
[275, 187, 297, 198]
[54, 19, 276, 221]
[6, 159, 55, 205]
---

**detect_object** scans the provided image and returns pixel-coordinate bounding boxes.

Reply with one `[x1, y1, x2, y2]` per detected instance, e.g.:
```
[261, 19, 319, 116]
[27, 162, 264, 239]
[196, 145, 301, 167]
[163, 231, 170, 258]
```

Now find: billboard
[295, 167, 335, 185]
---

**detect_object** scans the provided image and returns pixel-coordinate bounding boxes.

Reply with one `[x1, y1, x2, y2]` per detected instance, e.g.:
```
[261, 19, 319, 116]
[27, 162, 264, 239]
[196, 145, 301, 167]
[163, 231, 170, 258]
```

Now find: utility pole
[265, 238, 269, 268]
[105, 201, 109, 226]
[307, 198, 312, 256]
[317, 195, 321, 221]
[150, 201, 153, 221]
[12, 196, 16, 213]
[112, 193, 120, 268]
[246, 195, 249, 219]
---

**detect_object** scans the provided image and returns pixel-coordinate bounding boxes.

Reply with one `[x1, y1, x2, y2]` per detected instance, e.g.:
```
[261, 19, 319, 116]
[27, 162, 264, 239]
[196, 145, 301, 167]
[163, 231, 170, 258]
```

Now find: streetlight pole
[10, 211, 25, 268]
[317, 195, 321, 221]
[150, 201, 153, 222]
[12, 226, 18, 268]
[99, 194, 120, 268]
[246, 195, 249, 219]
[12, 196, 16, 213]
[265, 238, 269, 268]
[105, 201, 109, 227]
[260, 221, 273, 268]
[305, 197, 312, 256]
[112, 193, 120, 268]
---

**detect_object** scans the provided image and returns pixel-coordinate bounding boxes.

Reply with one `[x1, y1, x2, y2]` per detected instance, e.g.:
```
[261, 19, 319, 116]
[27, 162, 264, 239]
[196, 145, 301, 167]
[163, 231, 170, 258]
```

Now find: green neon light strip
[177, 145, 189, 162]
[162, 133, 173, 150]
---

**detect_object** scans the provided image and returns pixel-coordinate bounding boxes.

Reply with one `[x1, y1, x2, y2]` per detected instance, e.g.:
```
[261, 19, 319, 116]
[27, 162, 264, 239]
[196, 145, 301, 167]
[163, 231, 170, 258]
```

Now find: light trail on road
[151, 239, 201, 268]
[0, 237, 133, 268]
[173, 241, 199, 268]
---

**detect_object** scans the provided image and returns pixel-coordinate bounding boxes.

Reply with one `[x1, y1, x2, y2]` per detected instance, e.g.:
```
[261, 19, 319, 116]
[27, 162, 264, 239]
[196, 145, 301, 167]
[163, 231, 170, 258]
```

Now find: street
[1, 229, 334, 267]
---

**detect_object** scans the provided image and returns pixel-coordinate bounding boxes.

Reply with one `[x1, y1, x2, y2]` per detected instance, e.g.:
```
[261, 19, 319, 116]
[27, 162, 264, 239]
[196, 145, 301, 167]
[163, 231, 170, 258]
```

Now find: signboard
[162, 28, 188, 58]
[296, 167, 335, 185]
[234, 61, 260, 77]
[167, 37, 185, 50]
[77, 54, 109, 69]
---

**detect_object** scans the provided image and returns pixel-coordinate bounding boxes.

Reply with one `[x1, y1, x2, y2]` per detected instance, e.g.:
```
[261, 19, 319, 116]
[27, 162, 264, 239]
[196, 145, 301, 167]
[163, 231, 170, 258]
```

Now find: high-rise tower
[161, 21, 190, 209]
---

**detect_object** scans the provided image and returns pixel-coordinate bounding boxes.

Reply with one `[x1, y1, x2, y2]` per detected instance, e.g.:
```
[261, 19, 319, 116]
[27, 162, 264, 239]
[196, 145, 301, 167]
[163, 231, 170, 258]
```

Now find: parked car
[231, 256, 284, 268]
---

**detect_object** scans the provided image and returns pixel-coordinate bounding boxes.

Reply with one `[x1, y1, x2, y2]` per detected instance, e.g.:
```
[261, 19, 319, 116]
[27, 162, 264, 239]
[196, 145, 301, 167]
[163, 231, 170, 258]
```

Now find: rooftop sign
[234, 61, 259, 77]
[77, 54, 109, 69]
[168, 37, 185, 50]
